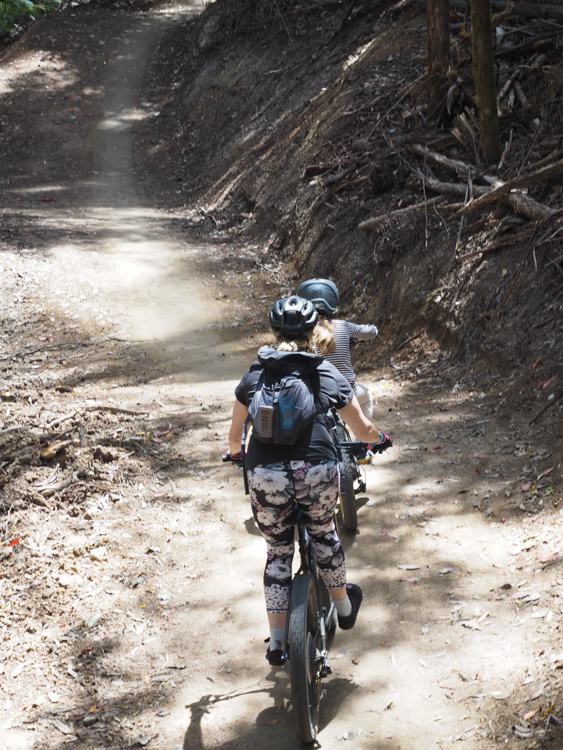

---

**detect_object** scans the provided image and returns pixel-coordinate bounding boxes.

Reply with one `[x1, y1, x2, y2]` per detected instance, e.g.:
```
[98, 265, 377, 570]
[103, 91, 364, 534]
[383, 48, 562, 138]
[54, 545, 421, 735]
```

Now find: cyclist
[227, 296, 391, 666]
[297, 278, 377, 421]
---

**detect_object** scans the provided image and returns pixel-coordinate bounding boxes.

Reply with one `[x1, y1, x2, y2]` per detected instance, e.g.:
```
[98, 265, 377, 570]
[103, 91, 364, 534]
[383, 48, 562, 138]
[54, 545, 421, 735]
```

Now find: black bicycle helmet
[269, 296, 319, 340]
[296, 278, 340, 318]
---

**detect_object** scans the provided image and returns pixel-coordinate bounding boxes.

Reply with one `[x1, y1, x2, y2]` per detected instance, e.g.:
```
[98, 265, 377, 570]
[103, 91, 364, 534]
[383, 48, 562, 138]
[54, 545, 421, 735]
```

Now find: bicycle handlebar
[222, 453, 243, 468]
[339, 436, 393, 455]
[339, 441, 368, 456]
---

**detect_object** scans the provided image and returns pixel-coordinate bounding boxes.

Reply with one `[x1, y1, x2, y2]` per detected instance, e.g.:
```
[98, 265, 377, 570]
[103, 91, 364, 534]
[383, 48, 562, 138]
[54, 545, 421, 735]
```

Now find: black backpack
[248, 368, 317, 445]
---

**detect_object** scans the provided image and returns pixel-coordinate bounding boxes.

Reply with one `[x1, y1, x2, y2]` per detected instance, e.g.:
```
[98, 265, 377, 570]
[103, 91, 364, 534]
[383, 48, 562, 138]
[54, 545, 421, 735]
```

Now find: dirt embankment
[145, 0, 563, 391]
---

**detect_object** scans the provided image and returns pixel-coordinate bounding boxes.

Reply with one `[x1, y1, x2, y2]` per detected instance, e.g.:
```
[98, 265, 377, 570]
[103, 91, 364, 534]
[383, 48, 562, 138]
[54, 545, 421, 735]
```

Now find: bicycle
[328, 408, 367, 532]
[222, 453, 336, 744]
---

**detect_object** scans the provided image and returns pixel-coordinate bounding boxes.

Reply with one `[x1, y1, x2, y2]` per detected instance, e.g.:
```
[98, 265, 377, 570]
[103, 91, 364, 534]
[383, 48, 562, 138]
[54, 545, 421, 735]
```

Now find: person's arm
[228, 399, 248, 456]
[337, 395, 382, 443]
[346, 321, 378, 341]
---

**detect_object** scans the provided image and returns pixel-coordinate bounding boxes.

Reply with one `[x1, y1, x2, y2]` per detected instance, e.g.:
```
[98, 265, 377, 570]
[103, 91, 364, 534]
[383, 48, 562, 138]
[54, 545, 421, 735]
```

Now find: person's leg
[247, 463, 296, 662]
[353, 382, 375, 462]
[292, 460, 362, 629]
[354, 382, 373, 421]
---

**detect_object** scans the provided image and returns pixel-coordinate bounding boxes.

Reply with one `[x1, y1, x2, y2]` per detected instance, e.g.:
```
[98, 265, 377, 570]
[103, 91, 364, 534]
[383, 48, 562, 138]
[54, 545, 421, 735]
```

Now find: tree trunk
[470, 0, 502, 163]
[427, 0, 451, 119]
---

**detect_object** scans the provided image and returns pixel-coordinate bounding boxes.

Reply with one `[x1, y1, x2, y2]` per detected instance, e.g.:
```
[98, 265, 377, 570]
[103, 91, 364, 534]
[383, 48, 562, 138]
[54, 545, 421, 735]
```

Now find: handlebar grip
[223, 453, 243, 468]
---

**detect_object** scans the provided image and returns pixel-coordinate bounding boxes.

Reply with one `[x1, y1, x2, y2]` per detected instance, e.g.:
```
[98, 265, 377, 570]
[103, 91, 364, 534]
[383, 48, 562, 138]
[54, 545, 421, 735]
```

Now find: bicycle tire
[288, 574, 322, 743]
[336, 423, 358, 531]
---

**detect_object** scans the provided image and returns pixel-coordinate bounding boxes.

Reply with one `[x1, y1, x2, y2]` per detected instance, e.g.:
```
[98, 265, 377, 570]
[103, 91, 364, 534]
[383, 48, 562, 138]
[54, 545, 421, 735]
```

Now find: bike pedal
[355, 481, 366, 495]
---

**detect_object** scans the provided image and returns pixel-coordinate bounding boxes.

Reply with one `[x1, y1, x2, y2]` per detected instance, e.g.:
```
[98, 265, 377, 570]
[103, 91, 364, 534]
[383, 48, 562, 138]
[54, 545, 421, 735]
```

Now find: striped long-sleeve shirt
[325, 319, 378, 391]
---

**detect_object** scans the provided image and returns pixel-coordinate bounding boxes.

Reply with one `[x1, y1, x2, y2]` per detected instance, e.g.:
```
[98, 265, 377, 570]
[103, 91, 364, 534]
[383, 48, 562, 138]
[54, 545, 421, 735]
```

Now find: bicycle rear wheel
[336, 423, 358, 531]
[288, 574, 322, 743]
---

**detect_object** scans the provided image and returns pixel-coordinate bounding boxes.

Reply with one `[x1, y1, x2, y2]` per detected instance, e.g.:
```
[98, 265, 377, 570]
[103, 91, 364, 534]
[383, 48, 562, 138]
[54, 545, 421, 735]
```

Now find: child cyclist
[226, 296, 391, 665]
[297, 278, 385, 456]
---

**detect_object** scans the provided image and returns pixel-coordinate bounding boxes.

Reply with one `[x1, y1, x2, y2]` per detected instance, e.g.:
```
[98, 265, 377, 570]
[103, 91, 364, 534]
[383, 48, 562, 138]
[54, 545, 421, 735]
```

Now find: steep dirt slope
[144, 0, 563, 404]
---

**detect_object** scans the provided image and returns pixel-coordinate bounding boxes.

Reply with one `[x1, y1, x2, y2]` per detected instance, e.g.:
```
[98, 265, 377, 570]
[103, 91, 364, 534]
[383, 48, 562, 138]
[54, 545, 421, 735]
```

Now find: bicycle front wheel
[336, 423, 358, 531]
[288, 574, 322, 743]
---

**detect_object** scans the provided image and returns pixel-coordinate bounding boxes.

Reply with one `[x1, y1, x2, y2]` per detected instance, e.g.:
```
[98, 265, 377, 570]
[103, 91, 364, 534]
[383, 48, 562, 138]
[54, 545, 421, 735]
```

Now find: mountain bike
[222, 454, 336, 744]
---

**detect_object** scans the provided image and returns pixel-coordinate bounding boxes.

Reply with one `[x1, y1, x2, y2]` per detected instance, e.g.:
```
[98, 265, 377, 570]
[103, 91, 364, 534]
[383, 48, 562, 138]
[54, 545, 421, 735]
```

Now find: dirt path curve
[37, 2, 248, 387]
[2, 4, 563, 750]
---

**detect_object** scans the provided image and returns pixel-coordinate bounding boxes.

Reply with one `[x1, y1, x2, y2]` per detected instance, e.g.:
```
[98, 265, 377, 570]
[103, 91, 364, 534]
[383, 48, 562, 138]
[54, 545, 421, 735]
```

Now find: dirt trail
[2, 3, 563, 750]
[38, 3, 248, 387]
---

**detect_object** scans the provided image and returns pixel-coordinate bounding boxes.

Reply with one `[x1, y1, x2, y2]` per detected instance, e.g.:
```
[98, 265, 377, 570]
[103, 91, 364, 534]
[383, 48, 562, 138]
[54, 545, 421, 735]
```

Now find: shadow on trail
[181, 675, 365, 750]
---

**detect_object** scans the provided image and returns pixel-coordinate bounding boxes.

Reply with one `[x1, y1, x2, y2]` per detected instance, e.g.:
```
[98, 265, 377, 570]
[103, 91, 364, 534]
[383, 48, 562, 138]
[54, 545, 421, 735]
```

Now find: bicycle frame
[283, 510, 335, 676]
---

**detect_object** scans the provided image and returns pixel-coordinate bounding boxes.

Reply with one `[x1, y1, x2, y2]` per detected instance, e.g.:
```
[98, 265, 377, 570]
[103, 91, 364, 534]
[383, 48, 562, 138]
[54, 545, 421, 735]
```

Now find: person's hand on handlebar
[223, 450, 243, 468]
[368, 432, 392, 453]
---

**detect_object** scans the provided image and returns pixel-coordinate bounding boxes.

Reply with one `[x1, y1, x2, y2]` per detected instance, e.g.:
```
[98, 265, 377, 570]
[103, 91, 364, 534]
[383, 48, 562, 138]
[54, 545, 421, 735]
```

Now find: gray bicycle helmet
[296, 278, 340, 318]
[269, 296, 319, 340]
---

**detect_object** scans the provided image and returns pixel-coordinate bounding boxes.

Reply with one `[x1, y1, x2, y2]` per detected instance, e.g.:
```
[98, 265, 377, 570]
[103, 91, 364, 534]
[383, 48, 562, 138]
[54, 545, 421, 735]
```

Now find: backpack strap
[326, 407, 344, 464]
[241, 417, 250, 495]
[312, 368, 330, 430]
[241, 366, 267, 496]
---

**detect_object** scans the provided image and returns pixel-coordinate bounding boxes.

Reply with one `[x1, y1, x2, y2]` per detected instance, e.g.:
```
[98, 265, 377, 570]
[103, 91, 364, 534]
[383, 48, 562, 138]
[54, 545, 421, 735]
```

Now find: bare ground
[1, 2, 563, 750]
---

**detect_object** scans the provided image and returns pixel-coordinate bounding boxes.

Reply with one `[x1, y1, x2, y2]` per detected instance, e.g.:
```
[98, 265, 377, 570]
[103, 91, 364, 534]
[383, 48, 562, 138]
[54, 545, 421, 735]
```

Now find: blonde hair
[272, 320, 335, 356]
[310, 319, 336, 355]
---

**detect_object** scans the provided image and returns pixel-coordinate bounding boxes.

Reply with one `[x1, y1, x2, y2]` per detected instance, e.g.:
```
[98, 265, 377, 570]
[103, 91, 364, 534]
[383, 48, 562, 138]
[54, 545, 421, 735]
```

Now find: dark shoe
[266, 647, 284, 666]
[338, 583, 363, 630]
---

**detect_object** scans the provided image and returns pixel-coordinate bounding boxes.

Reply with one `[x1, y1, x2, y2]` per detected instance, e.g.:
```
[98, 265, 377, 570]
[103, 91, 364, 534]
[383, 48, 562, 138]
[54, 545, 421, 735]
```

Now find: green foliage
[0, 0, 61, 35]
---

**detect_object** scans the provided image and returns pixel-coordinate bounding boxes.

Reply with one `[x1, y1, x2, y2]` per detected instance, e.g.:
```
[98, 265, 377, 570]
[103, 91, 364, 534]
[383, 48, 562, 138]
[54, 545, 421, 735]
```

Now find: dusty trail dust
[1, 2, 563, 750]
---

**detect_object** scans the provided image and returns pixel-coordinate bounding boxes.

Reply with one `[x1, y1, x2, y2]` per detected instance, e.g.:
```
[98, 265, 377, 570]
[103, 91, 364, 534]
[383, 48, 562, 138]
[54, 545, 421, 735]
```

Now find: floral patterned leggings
[247, 459, 347, 614]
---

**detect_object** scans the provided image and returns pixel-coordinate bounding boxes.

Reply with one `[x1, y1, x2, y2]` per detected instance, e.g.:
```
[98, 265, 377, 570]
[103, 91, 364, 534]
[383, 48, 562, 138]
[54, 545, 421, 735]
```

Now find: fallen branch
[408, 143, 476, 176]
[458, 159, 563, 216]
[358, 195, 448, 229]
[412, 173, 556, 221]
[413, 174, 488, 198]
[84, 405, 150, 416]
[481, 175, 558, 220]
